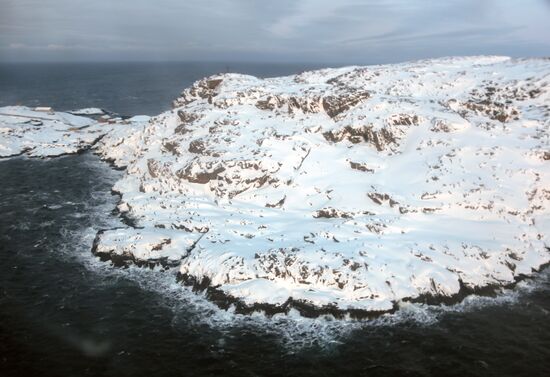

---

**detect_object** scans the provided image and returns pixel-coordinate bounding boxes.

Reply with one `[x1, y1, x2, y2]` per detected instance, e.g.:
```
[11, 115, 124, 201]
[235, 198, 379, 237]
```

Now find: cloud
[7, 43, 96, 51]
[338, 26, 526, 47]
[8, 43, 27, 49]
[266, 0, 351, 38]
[0, 0, 548, 62]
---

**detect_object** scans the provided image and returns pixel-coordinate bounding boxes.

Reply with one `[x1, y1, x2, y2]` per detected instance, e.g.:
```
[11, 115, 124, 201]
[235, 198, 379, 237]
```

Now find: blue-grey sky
[1, 0, 549, 63]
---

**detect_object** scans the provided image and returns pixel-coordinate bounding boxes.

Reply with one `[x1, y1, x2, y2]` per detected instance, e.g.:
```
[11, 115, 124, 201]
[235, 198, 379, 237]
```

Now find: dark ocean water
[0, 63, 549, 377]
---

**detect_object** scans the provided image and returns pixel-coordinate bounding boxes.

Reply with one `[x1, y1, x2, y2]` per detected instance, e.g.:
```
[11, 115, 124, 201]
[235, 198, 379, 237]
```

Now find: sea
[0, 62, 549, 377]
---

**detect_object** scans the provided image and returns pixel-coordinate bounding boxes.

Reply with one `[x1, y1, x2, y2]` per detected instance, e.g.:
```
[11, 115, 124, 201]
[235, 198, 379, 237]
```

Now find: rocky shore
[2, 56, 549, 317]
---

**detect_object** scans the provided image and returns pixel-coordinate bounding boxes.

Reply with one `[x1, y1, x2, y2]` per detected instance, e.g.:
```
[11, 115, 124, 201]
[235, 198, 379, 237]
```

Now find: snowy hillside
[0, 107, 103, 158]
[0, 107, 148, 158]
[3, 56, 549, 316]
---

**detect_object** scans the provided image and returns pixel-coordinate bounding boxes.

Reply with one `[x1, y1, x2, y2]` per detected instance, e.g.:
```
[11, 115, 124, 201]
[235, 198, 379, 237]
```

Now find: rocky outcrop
[91, 228, 201, 268]
[84, 57, 550, 315]
[2, 58, 546, 318]
[323, 124, 401, 151]
[322, 90, 371, 119]
[0, 107, 107, 158]
[172, 77, 225, 107]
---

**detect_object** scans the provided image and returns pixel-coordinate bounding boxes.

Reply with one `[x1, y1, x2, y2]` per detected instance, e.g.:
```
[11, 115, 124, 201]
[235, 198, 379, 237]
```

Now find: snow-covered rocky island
[2, 56, 549, 318]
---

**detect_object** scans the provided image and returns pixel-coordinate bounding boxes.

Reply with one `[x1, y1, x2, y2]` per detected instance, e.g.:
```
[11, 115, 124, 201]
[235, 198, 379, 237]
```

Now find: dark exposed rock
[391, 114, 419, 126]
[313, 208, 352, 219]
[368, 193, 398, 207]
[177, 110, 201, 124]
[255, 95, 286, 111]
[151, 238, 171, 251]
[255, 89, 370, 118]
[266, 196, 286, 208]
[176, 259, 550, 319]
[206, 78, 223, 90]
[464, 100, 519, 122]
[323, 125, 398, 151]
[287, 95, 323, 114]
[174, 111, 201, 135]
[349, 161, 374, 172]
[174, 124, 191, 135]
[430, 119, 455, 133]
[162, 141, 180, 156]
[176, 273, 397, 320]
[147, 159, 159, 178]
[188, 139, 207, 154]
[172, 76, 224, 107]
[91, 229, 178, 269]
[322, 91, 370, 119]
[177, 164, 226, 184]
[255, 94, 322, 114]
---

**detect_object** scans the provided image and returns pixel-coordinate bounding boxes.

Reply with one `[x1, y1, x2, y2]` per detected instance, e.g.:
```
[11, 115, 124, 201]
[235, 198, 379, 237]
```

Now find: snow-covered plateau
[2, 56, 549, 317]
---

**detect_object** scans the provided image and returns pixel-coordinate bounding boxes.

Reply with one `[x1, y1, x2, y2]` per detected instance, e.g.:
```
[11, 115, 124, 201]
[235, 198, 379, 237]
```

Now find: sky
[1, 0, 549, 64]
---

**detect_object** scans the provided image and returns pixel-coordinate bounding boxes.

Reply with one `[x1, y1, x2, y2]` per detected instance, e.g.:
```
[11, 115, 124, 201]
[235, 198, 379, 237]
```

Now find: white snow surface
[0, 107, 149, 160]
[3, 56, 550, 313]
[69, 107, 106, 115]
[93, 227, 201, 264]
[0, 106, 108, 158]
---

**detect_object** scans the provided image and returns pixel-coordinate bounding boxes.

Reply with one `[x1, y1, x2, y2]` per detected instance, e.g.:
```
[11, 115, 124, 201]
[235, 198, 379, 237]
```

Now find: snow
[0, 107, 149, 160]
[93, 227, 201, 265]
[69, 107, 105, 115]
[2, 56, 549, 315]
[128, 115, 151, 123]
[0, 106, 105, 158]
[94, 116, 150, 168]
